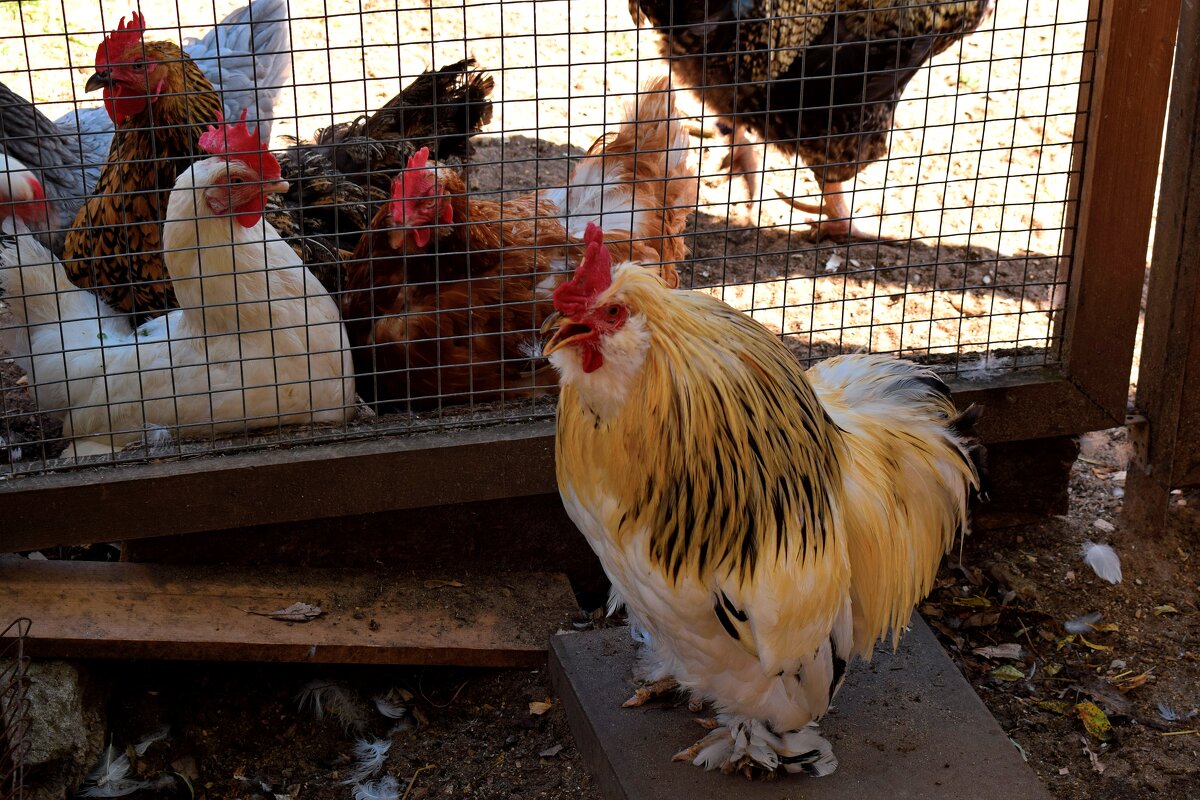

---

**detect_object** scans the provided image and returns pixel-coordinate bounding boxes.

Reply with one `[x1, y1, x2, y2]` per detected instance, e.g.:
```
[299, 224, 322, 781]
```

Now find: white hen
[0, 115, 354, 458]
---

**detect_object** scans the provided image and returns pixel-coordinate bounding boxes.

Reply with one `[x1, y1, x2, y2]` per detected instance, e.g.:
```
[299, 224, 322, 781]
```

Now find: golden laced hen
[265, 59, 495, 291]
[630, 0, 994, 238]
[340, 80, 694, 410]
[543, 224, 985, 776]
[61, 12, 226, 320]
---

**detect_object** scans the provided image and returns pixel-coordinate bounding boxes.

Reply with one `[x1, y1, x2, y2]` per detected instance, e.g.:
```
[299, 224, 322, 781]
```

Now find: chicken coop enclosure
[0, 0, 1179, 543]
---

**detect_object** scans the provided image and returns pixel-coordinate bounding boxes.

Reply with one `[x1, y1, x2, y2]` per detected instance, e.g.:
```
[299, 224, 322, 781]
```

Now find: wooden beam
[0, 561, 578, 666]
[1062, 0, 1181, 422]
[1126, 0, 1200, 529]
[0, 374, 1114, 553]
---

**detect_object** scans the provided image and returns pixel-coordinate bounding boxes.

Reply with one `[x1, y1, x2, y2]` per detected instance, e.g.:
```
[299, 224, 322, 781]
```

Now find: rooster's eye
[606, 305, 621, 317]
[130, 59, 145, 71]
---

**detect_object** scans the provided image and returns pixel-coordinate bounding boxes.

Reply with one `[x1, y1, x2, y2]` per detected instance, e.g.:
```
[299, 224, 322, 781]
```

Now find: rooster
[630, 0, 994, 238]
[542, 224, 984, 776]
[340, 78, 695, 410]
[266, 58, 496, 291]
[0, 0, 291, 255]
[61, 10, 247, 319]
[0, 115, 354, 459]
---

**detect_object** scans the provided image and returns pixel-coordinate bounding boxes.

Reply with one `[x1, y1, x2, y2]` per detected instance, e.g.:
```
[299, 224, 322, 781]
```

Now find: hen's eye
[130, 59, 145, 71]
[606, 305, 621, 317]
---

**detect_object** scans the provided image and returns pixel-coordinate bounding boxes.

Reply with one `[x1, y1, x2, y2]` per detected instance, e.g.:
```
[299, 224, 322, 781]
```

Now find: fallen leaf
[248, 602, 323, 622]
[424, 580, 465, 589]
[1078, 635, 1113, 652]
[538, 744, 564, 758]
[1074, 675, 1133, 717]
[1153, 604, 1180, 616]
[1081, 737, 1106, 773]
[1037, 700, 1070, 715]
[1111, 672, 1150, 693]
[529, 700, 553, 716]
[1075, 701, 1114, 741]
[1045, 663, 1063, 677]
[951, 596, 993, 608]
[991, 664, 1026, 681]
[974, 643, 1024, 660]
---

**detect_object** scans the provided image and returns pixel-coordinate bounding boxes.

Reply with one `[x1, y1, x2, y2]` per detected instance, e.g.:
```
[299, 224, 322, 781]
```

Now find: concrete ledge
[549, 616, 1052, 800]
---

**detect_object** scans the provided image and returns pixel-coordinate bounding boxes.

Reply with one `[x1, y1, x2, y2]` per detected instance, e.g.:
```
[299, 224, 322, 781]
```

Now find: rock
[18, 661, 108, 800]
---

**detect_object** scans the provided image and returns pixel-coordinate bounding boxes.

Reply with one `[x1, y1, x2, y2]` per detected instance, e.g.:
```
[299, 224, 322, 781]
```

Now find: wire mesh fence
[0, 618, 31, 800]
[0, 0, 1099, 473]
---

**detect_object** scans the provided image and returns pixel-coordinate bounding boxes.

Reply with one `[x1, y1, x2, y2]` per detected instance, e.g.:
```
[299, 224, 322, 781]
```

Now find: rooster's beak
[540, 311, 592, 357]
[85, 70, 112, 93]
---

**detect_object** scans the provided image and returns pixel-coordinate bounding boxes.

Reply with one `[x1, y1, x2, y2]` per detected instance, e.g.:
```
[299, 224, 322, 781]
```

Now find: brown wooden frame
[1125, 0, 1200, 528]
[0, 0, 1182, 552]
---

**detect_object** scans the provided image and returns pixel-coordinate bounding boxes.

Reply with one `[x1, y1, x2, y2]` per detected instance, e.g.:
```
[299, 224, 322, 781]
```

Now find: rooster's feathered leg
[672, 716, 838, 778]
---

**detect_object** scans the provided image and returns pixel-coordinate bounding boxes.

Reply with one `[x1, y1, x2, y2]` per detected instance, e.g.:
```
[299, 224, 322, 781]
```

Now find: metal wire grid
[0, 618, 31, 800]
[0, 0, 1096, 472]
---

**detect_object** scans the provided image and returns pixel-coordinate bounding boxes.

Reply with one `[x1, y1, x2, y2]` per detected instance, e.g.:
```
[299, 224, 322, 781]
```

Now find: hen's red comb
[96, 11, 146, 68]
[390, 146, 439, 224]
[198, 110, 282, 181]
[554, 223, 612, 316]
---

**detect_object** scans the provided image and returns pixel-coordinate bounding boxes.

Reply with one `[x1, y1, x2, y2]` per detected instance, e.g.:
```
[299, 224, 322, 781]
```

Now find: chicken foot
[776, 179, 876, 242]
[717, 123, 761, 206]
[672, 716, 838, 778]
[621, 676, 683, 708]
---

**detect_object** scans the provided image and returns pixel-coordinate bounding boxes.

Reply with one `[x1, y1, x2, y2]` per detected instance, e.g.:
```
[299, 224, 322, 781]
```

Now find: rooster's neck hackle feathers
[554, 263, 845, 585]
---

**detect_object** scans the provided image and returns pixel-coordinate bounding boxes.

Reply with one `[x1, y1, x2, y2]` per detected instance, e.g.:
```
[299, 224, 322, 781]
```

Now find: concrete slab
[549, 616, 1052, 800]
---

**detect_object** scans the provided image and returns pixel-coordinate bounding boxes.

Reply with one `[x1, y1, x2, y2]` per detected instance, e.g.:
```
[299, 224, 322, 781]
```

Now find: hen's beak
[540, 311, 593, 357]
[261, 180, 289, 196]
[85, 70, 112, 93]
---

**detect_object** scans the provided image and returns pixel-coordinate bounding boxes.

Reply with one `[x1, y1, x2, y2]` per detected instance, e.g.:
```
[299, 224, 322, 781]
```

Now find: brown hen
[341, 80, 696, 411]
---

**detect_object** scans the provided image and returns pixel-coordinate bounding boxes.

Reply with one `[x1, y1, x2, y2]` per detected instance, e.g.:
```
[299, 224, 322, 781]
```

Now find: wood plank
[550, 620, 1053, 800]
[1126, 0, 1200, 528]
[0, 375, 1113, 553]
[0, 561, 578, 667]
[1063, 0, 1181, 423]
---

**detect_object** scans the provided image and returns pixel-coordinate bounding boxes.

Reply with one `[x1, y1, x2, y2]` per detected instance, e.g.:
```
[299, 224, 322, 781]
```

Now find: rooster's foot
[621, 677, 680, 708]
[673, 717, 838, 778]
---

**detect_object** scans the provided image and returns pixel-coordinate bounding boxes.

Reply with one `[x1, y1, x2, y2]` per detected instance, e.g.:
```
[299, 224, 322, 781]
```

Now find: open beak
[539, 311, 593, 357]
[84, 70, 112, 93]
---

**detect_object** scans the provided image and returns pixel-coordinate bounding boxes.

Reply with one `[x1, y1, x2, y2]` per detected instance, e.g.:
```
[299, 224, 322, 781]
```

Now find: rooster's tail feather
[805, 354, 983, 657]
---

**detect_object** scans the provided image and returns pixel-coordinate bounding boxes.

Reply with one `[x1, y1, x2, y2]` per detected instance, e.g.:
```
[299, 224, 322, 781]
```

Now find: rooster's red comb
[554, 223, 612, 316]
[95, 11, 146, 68]
[198, 110, 282, 181]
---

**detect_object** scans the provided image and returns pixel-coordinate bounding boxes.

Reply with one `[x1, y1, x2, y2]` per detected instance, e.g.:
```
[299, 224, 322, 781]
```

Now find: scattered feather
[373, 694, 408, 720]
[297, 680, 368, 733]
[132, 724, 170, 756]
[1157, 703, 1198, 722]
[1064, 611, 1103, 634]
[343, 738, 392, 784]
[1080, 541, 1122, 583]
[823, 253, 844, 272]
[78, 744, 150, 797]
[351, 776, 400, 800]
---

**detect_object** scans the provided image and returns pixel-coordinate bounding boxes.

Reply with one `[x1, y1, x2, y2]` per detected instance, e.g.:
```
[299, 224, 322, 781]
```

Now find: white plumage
[0, 154, 354, 458]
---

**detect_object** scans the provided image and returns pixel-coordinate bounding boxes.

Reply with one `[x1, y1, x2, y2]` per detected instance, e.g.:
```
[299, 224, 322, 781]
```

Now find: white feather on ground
[77, 744, 149, 798]
[296, 680, 368, 733]
[343, 738, 392, 784]
[351, 775, 400, 800]
[1080, 540, 1123, 584]
[373, 694, 409, 719]
[132, 724, 171, 756]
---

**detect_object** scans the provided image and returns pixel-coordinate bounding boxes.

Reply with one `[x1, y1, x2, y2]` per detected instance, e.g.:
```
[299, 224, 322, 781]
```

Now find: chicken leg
[776, 179, 876, 242]
[672, 716, 838, 778]
[717, 122, 761, 206]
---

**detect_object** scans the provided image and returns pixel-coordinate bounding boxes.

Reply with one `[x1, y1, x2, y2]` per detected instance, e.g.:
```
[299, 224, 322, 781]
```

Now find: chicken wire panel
[0, 0, 1095, 473]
